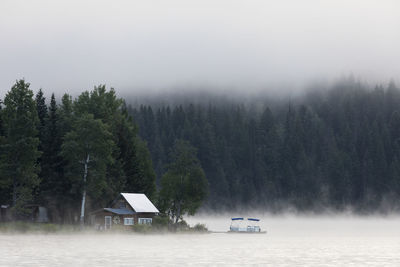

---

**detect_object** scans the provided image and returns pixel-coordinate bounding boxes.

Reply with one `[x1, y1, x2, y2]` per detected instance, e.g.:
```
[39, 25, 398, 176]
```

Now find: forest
[130, 79, 400, 213]
[1, 78, 400, 224]
[0, 80, 157, 223]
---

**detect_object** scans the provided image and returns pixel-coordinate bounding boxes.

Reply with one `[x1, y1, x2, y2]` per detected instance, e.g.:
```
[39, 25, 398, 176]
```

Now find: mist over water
[1, 215, 399, 266]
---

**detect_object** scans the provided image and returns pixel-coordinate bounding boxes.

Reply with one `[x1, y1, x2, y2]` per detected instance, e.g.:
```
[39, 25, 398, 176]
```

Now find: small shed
[25, 205, 49, 223]
[0, 205, 11, 222]
[90, 193, 159, 230]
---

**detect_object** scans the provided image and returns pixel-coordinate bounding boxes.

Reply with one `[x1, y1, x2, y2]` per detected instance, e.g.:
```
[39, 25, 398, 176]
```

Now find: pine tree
[116, 115, 156, 200]
[0, 99, 3, 136]
[0, 80, 41, 218]
[39, 94, 63, 206]
[35, 89, 48, 142]
[35, 89, 48, 203]
[0, 99, 7, 205]
[159, 139, 208, 223]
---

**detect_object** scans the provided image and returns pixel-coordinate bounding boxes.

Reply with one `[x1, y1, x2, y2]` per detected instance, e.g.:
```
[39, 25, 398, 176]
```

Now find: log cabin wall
[91, 211, 156, 229]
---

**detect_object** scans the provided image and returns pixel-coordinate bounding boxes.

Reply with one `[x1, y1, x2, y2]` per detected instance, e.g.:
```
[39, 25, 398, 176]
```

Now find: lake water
[1, 215, 400, 266]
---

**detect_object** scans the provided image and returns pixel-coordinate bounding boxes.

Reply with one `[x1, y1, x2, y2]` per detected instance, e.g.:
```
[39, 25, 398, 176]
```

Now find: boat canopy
[231, 217, 244, 221]
[247, 218, 260, 221]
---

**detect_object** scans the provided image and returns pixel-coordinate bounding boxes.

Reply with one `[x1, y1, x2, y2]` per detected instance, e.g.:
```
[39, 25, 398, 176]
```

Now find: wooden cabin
[25, 204, 49, 223]
[90, 193, 159, 230]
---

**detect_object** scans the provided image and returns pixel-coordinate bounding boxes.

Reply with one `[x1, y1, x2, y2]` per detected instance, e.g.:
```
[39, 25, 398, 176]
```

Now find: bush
[175, 219, 190, 231]
[131, 224, 152, 233]
[192, 223, 208, 232]
[109, 224, 126, 232]
[152, 216, 170, 230]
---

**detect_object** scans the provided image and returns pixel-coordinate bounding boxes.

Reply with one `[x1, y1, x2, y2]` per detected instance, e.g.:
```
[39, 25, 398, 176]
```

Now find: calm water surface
[1, 216, 400, 266]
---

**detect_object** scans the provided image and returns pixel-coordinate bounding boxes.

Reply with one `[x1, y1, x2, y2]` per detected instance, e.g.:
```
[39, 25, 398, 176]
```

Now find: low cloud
[1, 0, 399, 96]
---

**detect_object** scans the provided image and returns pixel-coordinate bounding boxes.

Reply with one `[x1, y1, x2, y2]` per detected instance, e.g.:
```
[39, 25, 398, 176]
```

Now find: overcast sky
[1, 0, 399, 96]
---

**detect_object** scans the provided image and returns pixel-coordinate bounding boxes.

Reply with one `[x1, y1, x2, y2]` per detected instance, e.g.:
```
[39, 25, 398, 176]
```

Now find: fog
[1, 0, 399, 96]
[186, 213, 400, 233]
[1, 215, 400, 266]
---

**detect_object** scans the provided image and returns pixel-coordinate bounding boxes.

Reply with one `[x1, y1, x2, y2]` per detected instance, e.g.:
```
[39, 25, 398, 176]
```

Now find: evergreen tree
[116, 115, 156, 200]
[35, 88, 48, 144]
[159, 140, 208, 223]
[0, 99, 3, 136]
[35, 89, 48, 202]
[0, 80, 41, 218]
[3, 77, 400, 215]
[38, 94, 65, 219]
[0, 100, 7, 205]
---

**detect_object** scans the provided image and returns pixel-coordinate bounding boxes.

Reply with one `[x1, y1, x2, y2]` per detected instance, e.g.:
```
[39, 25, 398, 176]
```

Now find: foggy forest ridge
[123, 76, 398, 112]
[1, 77, 400, 223]
[28, 75, 399, 107]
[129, 78, 400, 213]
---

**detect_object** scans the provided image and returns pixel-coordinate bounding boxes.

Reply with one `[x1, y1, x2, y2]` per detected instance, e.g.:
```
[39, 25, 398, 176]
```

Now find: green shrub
[131, 224, 152, 233]
[175, 219, 190, 231]
[152, 216, 170, 230]
[192, 223, 208, 232]
[110, 224, 126, 232]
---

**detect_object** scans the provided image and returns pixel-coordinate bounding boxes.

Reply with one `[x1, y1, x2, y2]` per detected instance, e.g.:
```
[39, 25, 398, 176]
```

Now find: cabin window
[124, 218, 134, 225]
[138, 218, 152, 225]
[119, 202, 126, 209]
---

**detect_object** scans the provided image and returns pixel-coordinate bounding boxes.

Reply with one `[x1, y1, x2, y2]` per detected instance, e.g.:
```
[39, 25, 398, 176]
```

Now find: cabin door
[105, 216, 112, 230]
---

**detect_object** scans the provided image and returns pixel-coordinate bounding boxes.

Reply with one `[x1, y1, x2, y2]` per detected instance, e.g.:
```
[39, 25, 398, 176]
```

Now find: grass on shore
[0, 222, 77, 233]
[0, 220, 209, 234]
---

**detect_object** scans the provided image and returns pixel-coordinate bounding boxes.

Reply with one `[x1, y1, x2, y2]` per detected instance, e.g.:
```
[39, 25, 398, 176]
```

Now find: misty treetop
[131, 79, 400, 212]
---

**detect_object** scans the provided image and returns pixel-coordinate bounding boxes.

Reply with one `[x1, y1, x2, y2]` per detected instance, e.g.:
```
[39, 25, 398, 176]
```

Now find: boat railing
[230, 217, 262, 232]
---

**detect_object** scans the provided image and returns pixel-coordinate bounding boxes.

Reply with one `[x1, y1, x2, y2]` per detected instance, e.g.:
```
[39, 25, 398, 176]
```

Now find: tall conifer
[1, 80, 41, 218]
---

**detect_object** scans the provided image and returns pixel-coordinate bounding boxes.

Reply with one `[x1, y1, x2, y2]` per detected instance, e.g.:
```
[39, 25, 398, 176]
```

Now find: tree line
[0, 79, 208, 224]
[0, 80, 160, 223]
[2, 78, 400, 220]
[130, 79, 400, 212]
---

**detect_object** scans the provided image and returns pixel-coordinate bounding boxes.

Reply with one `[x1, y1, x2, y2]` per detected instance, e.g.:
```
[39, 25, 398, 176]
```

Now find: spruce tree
[0, 80, 41, 218]
[35, 89, 48, 141]
[159, 139, 208, 223]
[0, 100, 7, 205]
[39, 94, 63, 205]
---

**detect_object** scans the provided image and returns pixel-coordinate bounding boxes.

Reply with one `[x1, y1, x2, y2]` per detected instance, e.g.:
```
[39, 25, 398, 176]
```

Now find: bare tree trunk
[12, 176, 16, 207]
[11, 176, 17, 220]
[80, 154, 90, 227]
[175, 174, 184, 224]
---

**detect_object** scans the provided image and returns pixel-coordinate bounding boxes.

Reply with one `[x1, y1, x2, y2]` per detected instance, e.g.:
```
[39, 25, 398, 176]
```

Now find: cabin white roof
[121, 193, 159, 213]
